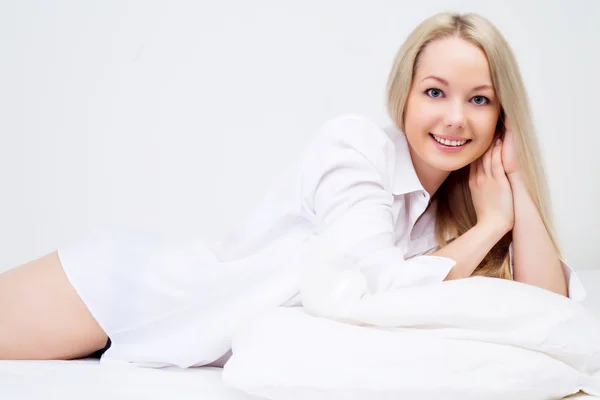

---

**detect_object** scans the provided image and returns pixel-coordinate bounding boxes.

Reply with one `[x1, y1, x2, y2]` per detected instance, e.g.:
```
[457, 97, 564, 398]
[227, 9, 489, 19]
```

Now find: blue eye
[471, 95, 490, 105]
[425, 88, 444, 98]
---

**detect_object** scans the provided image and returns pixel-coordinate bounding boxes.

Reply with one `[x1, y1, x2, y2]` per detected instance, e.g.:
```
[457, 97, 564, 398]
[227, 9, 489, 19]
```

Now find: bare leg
[0, 251, 108, 360]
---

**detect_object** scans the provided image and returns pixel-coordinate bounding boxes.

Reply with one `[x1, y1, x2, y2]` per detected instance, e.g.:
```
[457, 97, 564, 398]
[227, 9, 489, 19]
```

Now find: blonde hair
[386, 12, 559, 279]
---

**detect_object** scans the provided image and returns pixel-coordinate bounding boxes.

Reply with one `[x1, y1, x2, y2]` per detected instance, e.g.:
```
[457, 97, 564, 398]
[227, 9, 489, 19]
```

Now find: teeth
[432, 135, 467, 147]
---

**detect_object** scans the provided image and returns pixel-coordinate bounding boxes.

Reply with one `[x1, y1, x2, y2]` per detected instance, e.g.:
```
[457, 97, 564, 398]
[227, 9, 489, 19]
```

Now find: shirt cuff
[358, 248, 456, 292]
[298, 240, 456, 320]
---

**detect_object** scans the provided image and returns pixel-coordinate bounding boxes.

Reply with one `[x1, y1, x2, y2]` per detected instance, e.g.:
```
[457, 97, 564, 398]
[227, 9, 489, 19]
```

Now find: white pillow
[222, 277, 600, 400]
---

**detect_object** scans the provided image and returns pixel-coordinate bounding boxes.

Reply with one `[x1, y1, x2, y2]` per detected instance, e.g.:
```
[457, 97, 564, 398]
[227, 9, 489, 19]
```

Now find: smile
[430, 133, 471, 147]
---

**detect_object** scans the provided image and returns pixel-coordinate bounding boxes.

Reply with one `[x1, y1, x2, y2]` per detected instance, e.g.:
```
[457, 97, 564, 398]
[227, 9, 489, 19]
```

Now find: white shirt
[212, 113, 585, 312]
[92, 113, 584, 369]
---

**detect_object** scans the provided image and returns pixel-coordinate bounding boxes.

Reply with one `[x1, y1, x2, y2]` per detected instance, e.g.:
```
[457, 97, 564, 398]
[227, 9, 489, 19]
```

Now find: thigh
[0, 251, 108, 360]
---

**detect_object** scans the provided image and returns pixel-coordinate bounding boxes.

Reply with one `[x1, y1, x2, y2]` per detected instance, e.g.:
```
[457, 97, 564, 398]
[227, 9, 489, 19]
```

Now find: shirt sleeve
[508, 242, 586, 302]
[297, 115, 456, 319]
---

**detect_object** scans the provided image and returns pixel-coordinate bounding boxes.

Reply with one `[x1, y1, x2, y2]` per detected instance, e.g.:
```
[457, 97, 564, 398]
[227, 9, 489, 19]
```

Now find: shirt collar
[382, 123, 427, 196]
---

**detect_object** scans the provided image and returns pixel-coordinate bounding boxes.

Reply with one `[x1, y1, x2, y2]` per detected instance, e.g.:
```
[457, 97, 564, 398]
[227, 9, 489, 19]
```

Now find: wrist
[507, 171, 526, 187]
[507, 172, 532, 200]
[475, 219, 511, 239]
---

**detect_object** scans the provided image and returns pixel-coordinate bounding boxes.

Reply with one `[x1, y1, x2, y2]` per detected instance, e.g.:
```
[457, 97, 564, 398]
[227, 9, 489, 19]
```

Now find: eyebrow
[421, 75, 493, 91]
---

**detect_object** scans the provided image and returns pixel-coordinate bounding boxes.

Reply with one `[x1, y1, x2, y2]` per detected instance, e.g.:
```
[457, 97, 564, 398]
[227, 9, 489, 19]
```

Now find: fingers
[504, 117, 512, 134]
[471, 138, 506, 189]
[469, 157, 478, 182]
[469, 152, 484, 187]
[482, 142, 494, 176]
[491, 138, 505, 179]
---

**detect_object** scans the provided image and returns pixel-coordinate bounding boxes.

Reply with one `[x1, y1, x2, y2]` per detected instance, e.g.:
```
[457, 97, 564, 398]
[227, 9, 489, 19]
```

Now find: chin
[423, 155, 471, 173]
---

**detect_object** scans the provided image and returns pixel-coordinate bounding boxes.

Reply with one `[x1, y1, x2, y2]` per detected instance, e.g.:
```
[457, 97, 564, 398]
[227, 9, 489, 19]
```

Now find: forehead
[415, 37, 493, 85]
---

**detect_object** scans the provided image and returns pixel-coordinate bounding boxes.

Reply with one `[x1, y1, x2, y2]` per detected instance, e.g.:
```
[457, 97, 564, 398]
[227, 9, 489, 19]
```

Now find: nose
[444, 101, 466, 129]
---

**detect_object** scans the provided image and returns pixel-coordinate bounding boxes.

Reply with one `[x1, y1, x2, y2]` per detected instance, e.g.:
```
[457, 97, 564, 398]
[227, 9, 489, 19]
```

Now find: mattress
[2, 269, 600, 400]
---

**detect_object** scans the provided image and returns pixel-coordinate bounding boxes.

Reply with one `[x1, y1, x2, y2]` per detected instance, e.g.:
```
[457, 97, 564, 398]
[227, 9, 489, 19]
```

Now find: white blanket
[223, 275, 600, 400]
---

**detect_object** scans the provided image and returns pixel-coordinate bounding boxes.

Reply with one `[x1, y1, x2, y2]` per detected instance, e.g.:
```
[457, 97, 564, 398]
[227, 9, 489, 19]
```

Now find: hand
[469, 138, 515, 235]
[501, 118, 520, 175]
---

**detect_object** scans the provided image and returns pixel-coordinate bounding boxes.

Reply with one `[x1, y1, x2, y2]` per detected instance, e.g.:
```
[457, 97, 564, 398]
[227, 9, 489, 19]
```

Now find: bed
[2, 269, 600, 400]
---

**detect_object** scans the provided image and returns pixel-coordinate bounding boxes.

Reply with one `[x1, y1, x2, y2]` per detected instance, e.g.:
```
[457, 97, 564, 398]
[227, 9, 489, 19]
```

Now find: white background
[1, 0, 598, 271]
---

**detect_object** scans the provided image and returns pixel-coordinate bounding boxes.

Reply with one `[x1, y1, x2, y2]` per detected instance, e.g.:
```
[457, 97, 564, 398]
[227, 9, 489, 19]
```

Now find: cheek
[471, 108, 500, 140]
[468, 110, 500, 158]
[404, 95, 435, 134]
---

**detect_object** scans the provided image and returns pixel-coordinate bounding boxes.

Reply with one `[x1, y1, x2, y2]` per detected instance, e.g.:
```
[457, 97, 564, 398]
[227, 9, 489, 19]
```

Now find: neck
[408, 147, 450, 197]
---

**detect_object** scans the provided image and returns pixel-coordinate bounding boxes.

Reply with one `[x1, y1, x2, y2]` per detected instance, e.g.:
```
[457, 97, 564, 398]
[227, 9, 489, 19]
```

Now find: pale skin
[502, 124, 568, 296]
[0, 252, 109, 359]
[0, 35, 567, 361]
[403, 36, 567, 296]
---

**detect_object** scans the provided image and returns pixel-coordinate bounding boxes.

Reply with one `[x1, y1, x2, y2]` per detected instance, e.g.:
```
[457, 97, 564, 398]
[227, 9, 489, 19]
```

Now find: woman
[0, 11, 585, 367]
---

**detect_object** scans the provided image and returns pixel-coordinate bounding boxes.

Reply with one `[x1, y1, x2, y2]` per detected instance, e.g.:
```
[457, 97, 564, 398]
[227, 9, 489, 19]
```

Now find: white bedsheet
[2, 269, 600, 400]
[0, 359, 261, 400]
[1, 361, 597, 400]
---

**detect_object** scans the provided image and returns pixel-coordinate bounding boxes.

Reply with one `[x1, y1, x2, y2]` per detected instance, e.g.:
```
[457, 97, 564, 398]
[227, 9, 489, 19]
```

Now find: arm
[500, 119, 568, 297]
[508, 173, 568, 297]
[432, 138, 514, 280]
[298, 115, 456, 319]
[433, 223, 506, 280]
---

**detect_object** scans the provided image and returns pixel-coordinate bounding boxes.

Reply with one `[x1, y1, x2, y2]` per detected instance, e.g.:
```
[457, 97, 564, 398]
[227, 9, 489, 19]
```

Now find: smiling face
[404, 36, 501, 179]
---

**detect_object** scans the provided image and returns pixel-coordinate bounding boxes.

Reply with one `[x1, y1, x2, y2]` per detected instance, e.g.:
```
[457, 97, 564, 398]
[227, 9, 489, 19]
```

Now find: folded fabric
[223, 276, 600, 400]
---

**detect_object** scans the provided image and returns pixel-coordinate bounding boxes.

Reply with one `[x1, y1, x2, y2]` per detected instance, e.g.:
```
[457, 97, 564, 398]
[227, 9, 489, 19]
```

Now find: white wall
[1, 0, 598, 271]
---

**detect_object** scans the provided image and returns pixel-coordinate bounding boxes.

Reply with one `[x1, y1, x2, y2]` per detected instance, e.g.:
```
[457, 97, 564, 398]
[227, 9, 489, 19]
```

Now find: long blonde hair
[386, 12, 559, 279]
